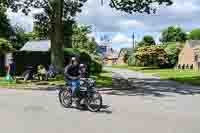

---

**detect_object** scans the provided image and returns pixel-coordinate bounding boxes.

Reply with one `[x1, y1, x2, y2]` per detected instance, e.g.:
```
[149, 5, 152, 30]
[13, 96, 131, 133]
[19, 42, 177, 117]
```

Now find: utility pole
[132, 32, 135, 48]
[101, 0, 104, 5]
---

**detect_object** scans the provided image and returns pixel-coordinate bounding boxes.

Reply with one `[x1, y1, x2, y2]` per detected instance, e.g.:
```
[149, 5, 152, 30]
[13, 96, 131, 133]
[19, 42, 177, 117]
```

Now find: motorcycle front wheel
[59, 89, 72, 108]
[86, 91, 102, 112]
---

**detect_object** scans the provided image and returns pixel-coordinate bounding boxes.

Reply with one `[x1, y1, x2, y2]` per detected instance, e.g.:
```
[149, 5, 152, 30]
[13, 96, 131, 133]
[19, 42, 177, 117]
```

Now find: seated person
[37, 65, 47, 80]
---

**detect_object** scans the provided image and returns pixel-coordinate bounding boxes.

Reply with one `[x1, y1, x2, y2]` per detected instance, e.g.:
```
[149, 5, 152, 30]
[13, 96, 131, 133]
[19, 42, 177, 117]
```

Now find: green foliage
[0, 6, 13, 39]
[90, 60, 102, 74]
[109, 0, 173, 14]
[7, 0, 173, 69]
[71, 24, 97, 53]
[0, 38, 14, 53]
[160, 26, 187, 43]
[165, 42, 184, 67]
[8, 0, 89, 70]
[138, 35, 156, 47]
[189, 29, 200, 40]
[14, 51, 51, 74]
[11, 26, 29, 50]
[134, 46, 168, 67]
[64, 48, 102, 74]
[128, 54, 137, 66]
[119, 48, 133, 63]
[24, 32, 41, 40]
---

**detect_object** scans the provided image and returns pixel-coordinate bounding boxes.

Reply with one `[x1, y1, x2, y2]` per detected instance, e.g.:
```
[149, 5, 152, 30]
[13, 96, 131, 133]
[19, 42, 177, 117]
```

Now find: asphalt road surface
[0, 88, 200, 133]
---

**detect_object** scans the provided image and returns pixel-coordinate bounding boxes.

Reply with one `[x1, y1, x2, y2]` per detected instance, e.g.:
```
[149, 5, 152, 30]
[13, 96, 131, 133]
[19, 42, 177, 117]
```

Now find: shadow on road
[99, 78, 200, 97]
[69, 104, 112, 114]
[97, 105, 112, 114]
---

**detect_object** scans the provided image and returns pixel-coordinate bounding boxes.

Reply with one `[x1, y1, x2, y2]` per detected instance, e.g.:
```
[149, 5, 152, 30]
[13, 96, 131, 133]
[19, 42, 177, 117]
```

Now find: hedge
[14, 51, 50, 75]
[64, 48, 102, 74]
[13, 48, 102, 75]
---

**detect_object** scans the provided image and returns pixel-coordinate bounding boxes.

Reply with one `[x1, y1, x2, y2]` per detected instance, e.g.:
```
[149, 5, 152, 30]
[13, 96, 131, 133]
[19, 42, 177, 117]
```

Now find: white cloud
[112, 33, 132, 45]
[6, 0, 200, 50]
[120, 20, 144, 29]
[7, 10, 33, 32]
[77, 0, 200, 33]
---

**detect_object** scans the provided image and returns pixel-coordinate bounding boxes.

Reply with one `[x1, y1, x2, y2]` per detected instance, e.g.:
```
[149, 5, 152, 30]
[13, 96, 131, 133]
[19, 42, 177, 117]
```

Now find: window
[190, 64, 193, 69]
[195, 55, 198, 62]
[178, 64, 181, 69]
[182, 64, 185, 69]
[186, 64, 189, 69]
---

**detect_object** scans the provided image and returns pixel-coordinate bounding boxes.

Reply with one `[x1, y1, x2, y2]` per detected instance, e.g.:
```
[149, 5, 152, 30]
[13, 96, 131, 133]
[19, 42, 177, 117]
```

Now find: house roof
[20, 40, 51, 52]
[188, 40, 200, 48]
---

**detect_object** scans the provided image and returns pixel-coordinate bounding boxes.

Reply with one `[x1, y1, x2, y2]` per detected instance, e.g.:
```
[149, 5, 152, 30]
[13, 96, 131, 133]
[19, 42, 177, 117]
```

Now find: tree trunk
[50, 0, 64, 72]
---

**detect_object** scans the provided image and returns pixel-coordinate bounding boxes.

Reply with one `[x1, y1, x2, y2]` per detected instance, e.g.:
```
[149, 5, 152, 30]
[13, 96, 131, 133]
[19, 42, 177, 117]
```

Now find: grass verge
[0, 71, 112, 89]
[112, 65, 200, 86]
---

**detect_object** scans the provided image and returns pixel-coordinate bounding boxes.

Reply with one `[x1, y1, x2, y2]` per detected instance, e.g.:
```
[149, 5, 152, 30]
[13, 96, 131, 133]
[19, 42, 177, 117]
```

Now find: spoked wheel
[59, 89, 72, 108]
[86, 91, 102, 112]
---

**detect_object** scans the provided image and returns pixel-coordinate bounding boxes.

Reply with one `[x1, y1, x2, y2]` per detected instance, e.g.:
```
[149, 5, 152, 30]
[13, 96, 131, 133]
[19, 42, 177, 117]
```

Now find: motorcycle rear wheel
[86, 91, 102, 112]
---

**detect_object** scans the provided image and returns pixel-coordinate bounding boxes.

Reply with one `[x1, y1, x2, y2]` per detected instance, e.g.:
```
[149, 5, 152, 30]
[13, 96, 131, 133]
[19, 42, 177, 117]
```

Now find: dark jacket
[64, 64, 80, 80]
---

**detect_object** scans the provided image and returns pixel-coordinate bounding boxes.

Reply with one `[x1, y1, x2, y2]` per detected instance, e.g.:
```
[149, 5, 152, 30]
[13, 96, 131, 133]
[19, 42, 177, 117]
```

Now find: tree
[87, 37, 98, 53]
[165, 42, 184, 67]
[138, 35, 156, 47]
[72, 24, 91, 49]
[72, 24, 97, 53]
[24, 32, 40, 40]
[0, 38, 14, 53]
[134, 46, 168, 67]
[160, 26, 187, 43]
[189, 29, 200, 40]
[6, 0, 87, 71]
[0, 5, 13, 39]
[6, 0, 173, 70]
[11, 25, 29, 50]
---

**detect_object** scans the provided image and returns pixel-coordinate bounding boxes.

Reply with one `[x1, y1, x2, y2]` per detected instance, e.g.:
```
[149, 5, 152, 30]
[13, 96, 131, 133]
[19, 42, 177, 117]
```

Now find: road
[0, 68, 200, 133]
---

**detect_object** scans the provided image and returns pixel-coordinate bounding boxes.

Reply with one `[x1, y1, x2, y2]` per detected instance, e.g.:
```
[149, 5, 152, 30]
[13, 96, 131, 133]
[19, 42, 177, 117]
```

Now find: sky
[7, 0, 200, 51]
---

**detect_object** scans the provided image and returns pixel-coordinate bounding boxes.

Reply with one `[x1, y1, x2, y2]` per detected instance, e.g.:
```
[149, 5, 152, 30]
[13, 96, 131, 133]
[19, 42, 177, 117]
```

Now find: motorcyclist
[64, 57, 81, 98]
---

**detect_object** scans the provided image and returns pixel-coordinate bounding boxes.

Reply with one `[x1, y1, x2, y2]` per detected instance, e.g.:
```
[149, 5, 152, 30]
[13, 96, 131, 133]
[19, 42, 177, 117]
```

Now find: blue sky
[7, 0, 200, 50]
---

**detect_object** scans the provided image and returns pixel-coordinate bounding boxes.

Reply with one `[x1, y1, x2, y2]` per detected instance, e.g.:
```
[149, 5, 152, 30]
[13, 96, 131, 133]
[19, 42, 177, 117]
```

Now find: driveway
[105, 67, 200, 97]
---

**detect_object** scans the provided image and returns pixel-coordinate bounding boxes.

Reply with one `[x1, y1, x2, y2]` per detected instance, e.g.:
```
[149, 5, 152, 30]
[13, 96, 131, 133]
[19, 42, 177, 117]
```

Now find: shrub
[190, 29, 200, 40]
[13, 48, 102, 75]
[90, 60, 102, 74]
[14, 51, 50, 75]
[64, 48, 102, 74]
[165, 42, 184, 67]
[134, 46, 168, 67]
[128, 54, 137, 66]
[0, 38, 14, 53]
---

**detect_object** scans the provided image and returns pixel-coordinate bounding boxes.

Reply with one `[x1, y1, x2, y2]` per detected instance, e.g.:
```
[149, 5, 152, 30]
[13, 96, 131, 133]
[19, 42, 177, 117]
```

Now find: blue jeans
[69, 80, 80, 97]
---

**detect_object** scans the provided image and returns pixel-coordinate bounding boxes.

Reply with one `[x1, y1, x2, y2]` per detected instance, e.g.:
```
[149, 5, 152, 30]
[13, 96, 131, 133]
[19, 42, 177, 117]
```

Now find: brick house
[103, 48, 131, 65]
[102, 48, 118, 65]
[177, 40, 200, 70]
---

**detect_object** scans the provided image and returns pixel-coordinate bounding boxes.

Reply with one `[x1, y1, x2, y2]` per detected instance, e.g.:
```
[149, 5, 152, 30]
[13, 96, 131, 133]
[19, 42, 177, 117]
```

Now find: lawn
[0, 71, 112, 89]
[112, 65, 200, 86]
[94, 71, 112, 88]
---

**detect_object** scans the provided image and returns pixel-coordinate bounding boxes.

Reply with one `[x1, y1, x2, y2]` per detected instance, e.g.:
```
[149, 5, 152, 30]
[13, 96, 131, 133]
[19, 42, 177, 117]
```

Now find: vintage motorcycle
[58, 78, 102, 112]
